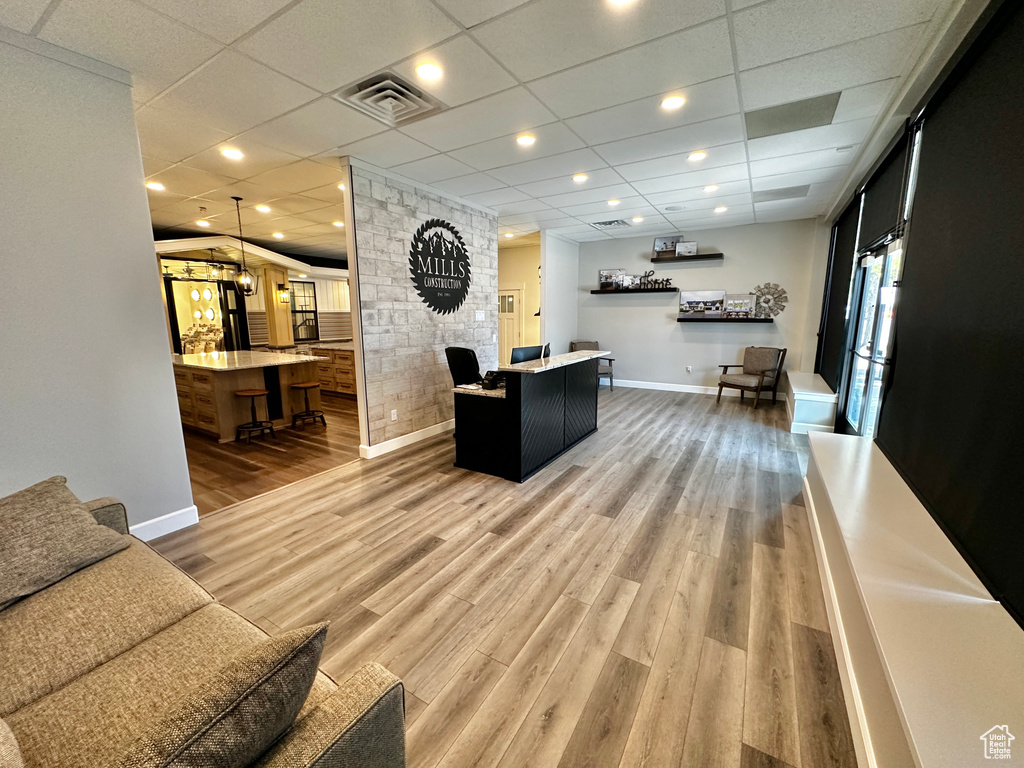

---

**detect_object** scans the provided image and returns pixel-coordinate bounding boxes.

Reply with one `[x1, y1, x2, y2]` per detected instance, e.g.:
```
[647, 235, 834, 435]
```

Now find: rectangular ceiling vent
[744, 92, 841, 139]
[591, 220, 633, 230]
[752, 185, 811, 204]
[332, 71, 445, 127]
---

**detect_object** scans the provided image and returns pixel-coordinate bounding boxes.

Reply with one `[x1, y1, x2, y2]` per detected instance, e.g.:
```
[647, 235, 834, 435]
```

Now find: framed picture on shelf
[653, 235, 685, 258]
[679, 290, 725, 315]
[598, 268, 625, 290]
[724, 293, 755, 317]
[675, 241, 698, 256]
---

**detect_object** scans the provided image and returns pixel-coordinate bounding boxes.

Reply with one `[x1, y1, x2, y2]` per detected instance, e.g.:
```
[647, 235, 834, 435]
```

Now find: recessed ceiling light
[220, 148, 244, 160]
[333, 221, 345, 227]
[704, 184, 719, 193]
[608, 0, 636, 6]
[688, 151, 707, 162]
[145, 181, 165, 191]
[661, 95, 685, 110]
[272, 232, 284, 239]
[196, 220, 211, 228]
[714, 206, 728, 213]
[338, 183, 346, 191]
[504, 233, 514, 239]
[416, 63, 443, 81]
[632, 216, 644, 223]
[607, 199, 621, 206]
[516, 134, 536, 147]
[255, 204, 271, 213]
[572, 173, 589, 183]
[298, 273, 307, 278]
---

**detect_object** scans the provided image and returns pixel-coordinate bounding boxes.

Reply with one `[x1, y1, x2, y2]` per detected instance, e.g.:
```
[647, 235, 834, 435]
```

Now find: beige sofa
[0, 491, 406, 768]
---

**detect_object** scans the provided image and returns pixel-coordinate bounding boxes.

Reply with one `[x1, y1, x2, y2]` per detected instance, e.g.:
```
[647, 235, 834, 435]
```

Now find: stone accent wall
[350, 164, 498, 446]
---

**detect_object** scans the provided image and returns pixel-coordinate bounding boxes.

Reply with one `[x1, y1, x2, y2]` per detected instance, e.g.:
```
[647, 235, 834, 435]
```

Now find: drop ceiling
[3, 0, 961, 257]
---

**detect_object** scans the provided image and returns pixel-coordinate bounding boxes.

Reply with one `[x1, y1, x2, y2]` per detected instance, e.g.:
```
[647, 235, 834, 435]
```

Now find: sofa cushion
[1, 718, 24, 768]
[720, 373, 775, 389]
[0, 476, 128, 611]
[0, 538, 212, 716]
[7, 604, 270, 768]
[742, 346, 781, 376]
[116, 622, 327, 768]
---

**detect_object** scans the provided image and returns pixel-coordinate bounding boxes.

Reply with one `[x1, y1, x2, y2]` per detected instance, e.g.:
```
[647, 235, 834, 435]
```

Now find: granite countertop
[498, 349, 610, 374]
[308, 341, 355, 351]
[451, 385, 506, 398]
[172, 350, 329, 371]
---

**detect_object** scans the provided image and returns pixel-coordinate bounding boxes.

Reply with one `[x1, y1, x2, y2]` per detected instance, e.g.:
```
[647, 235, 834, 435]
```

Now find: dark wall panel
[858, 137, 908, 250]
[875, 0, 1024, 625]
[816, 200, 860, 392]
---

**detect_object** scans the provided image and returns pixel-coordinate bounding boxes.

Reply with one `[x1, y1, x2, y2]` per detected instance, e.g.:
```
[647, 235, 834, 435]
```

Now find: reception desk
[452, 350, 608, 482]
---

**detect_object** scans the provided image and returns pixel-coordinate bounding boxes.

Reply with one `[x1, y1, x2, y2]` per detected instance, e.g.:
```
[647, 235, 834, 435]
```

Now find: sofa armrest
[252, 663, 405, 768]
[83, 497, 129, 535]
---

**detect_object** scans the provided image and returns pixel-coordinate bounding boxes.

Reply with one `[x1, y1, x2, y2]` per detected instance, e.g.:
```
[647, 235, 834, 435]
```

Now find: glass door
[841, 239, 903, 436]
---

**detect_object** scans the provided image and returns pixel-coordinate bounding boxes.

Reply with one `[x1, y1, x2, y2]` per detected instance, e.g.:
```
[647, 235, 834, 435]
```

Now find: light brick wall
[350, 165, 499, 446]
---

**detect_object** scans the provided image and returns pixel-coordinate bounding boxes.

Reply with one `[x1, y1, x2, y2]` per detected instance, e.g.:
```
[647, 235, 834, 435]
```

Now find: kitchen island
[172, 350, 328, 442]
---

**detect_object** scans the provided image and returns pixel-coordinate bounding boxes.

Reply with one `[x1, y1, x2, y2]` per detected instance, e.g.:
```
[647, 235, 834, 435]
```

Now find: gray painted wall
[0, 37, 194, 527]
[541, 234, 580, 355]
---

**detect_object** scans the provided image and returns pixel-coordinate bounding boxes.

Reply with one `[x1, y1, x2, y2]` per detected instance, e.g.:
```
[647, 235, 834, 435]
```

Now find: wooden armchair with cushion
[569, 340, 614, 390]
[717, 346, 787, 409]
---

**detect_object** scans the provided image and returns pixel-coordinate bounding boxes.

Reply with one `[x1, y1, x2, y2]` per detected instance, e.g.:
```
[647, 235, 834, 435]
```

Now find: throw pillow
[0, 718, 24, 768]
[0, 476, 129, 610]
[117, 622, 328, 768]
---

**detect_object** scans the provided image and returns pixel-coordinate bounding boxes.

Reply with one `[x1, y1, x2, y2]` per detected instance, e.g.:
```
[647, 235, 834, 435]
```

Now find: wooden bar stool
[234, 389, 274, 443]
[291, 382, 326, 429]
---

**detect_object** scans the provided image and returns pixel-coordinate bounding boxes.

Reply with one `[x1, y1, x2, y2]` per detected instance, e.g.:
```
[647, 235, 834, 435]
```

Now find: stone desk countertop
[497, 350, 610, 374]
[172, 351, 329, 371]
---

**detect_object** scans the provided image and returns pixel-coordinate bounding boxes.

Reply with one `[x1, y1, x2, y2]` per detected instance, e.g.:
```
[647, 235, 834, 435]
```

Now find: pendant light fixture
[232, 196, 259, 297]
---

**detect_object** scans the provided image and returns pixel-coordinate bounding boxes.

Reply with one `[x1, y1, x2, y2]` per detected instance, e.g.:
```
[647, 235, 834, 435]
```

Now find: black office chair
[510, 345, 544, 364]
[445, 347, 483, 386]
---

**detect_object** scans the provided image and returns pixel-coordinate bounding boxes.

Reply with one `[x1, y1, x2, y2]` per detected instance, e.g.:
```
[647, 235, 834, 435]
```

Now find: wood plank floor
[152, 388, 856, 768]
[183, 392, 360, 515]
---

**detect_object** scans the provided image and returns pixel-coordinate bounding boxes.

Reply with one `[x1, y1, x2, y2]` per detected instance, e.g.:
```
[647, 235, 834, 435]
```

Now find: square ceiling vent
[744, 92, 841, 140]
[333, 72, 445, 127]
[591, 220, 633, 230]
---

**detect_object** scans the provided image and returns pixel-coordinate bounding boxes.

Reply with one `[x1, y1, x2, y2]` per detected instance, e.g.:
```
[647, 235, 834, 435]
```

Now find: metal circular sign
[409, 218, 471, 315]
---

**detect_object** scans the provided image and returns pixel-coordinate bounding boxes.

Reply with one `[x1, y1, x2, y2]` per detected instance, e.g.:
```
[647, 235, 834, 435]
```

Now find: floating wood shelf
[590, 287, 680, 294]
[651, 252, 724, 263]
[677, 315, 773, 323]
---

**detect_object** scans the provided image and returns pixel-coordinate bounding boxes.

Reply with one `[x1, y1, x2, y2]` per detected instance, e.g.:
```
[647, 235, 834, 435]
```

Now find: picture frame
[675, 241, 698, 256]
[598, 268, 625, 290]
[653, 235, 686, 258]
[724, 293, 755, 317]
[679, 290, 725, 315]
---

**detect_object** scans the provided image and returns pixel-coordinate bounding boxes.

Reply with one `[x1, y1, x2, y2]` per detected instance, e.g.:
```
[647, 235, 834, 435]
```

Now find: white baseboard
[360, 419, 455, 460]
[607, 379, 741, 396]
[130, 504, 198, 541]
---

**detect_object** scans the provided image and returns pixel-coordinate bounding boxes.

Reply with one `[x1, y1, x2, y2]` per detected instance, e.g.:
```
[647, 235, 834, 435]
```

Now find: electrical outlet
[390, 409, 397, 421]
[492, 333, 497, 342]
[475, 310, 485, 321]
[686, 365, 693, 373]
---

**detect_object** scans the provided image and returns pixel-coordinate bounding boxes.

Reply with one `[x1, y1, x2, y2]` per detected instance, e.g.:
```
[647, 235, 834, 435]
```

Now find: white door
[498, 289, 522, 366]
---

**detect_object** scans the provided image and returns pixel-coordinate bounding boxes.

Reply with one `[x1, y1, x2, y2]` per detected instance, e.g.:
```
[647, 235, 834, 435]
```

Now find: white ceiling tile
[449, 122, 585, 171]
[209, 179, 294, 206]
[750, 166, 847, 188]
[654, 193, 754, 219]
[258, 196, 333, 216]
[236, 0, 458, 93]
[487, 148, 609, 186]
[754, 194, 832, 212]
[574, 204, 664, 223]
[301, 181, 352, 204]
[244, 215, 320, 236]
[38, 0, 221, 103]
[748, 146, 857, 177]
[746, 116, 874, 161]
[135, 106, 233, 163]
[241, 98, 386, 157]
[135, 0, 293, 44]
[527, 19, 735, 118]
[514, 168, 627, 198]
[666, 206, 755, 224]
[565, 76, 740, 145]
[245, 159, 347, 193]
[463, 187, 531, 207]
[539, 183, 638, 209]
[500, 209, 569, 226]
[533, 217, 583, 229]
[432, 0, 531, 28]
[594, 115, 745, 166]
[832, 79, 899, 123]
[473, 0, 726, 81]
[667, 212, 756, 230]
[559, 195, 647, 217]
[643, 179, 752, 206]
[150, 195, 233, 218]
[148, 165, 241, 198]
[390, 154, 478, 184]
[399, 87, 557, 152]
[573, 231, 614, 241]
[390, 35, 518, 108]
[0, 0, 50, 34]
[293, 206, 348, 224]
[182, 138, 302, 179]
[142, 156, 174, 176]
[494, 199, 555, 216]
[431, 174, 507, 197]
[148, 50, 318, 134]
[329, 131, 438, 169]
[740, 26, 925, 110]
[733, 0, 936, 70]
[631, 163, 750, 194]
[547, 224, 600, 236]
[146, 189, 189, 210]
[615, 142, 749, 182]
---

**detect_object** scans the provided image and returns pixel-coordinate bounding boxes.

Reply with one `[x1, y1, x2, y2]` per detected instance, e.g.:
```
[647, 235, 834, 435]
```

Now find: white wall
[0, 34, 195, 534]
[541, 233, 580, 355]
[799, 220, 833, 378]
[576, 220, 819, 390]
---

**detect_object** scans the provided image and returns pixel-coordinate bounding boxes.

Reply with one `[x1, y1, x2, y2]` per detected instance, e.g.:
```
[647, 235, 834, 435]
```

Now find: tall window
[290, 281, 319, 341]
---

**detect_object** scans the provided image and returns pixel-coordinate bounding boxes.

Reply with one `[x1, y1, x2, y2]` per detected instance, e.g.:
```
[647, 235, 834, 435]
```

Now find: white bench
[785, 371, 838, 433]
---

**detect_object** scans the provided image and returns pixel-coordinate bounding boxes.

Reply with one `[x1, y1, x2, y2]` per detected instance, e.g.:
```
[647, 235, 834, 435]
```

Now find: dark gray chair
[445, 347, 482, 386]
[569, 340, 614, 391]
[717, 346, 787, 409]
